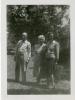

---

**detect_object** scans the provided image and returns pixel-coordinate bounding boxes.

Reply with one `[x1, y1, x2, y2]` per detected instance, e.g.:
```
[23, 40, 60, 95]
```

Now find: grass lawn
[7, 55, 70, 94]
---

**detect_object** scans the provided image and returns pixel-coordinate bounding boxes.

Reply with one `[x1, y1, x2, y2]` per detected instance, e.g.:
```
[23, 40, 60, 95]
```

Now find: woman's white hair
[38, 35, 45, 42]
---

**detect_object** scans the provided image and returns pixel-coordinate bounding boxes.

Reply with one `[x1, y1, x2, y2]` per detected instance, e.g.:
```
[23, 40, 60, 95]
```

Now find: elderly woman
[45, 33, 60, 88]
[33, 35, 46, 82]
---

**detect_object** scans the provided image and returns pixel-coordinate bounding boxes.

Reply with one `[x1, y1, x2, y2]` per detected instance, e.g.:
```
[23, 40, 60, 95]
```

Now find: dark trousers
[15, 54, 26, 82]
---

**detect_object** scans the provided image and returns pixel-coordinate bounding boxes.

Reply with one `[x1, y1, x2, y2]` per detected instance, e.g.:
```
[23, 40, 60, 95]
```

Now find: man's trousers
[15, 54, 26, 82]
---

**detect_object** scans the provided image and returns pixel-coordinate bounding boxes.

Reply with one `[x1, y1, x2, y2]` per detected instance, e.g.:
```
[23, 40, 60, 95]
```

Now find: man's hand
[26, 58, 29, 70]
[26, 57, 30, 63]
[55, 62, 58, 65]
[55, 58, 59, 65]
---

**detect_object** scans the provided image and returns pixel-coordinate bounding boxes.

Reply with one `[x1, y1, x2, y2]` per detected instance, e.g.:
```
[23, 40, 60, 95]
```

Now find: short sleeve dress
[33, 43, 46, 77]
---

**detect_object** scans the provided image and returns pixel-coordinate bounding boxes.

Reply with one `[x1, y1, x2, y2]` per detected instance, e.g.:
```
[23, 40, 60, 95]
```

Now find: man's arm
[27, 42, 31, 62]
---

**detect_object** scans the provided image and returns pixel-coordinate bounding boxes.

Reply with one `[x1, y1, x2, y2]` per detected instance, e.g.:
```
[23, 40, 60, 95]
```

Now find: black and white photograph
[7, 5, 70, 95]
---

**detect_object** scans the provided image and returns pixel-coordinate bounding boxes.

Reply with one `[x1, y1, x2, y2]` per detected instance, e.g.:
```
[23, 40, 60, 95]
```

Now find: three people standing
[15, 32, 59, 88]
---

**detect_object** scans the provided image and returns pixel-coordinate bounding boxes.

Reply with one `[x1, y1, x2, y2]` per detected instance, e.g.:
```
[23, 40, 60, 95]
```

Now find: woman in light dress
[33, 35, 46, 82]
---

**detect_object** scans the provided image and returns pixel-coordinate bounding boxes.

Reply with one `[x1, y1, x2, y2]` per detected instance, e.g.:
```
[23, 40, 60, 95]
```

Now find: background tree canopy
[7, 5, 70, 64]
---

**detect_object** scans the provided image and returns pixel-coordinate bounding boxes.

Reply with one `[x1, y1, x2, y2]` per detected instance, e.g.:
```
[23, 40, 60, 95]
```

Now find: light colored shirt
[16, 40, 31, 62]
[46, 40, 60, 60]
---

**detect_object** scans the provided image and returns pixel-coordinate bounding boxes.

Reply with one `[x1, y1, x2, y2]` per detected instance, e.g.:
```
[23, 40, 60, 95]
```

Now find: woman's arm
[55, 42, 60, 62]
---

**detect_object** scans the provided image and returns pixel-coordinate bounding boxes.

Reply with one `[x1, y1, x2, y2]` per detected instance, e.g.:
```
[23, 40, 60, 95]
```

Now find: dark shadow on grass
[7, 88, 70, 95]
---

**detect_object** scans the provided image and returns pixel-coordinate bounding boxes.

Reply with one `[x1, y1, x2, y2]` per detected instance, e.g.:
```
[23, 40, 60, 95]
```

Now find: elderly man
[15, 32, 31, 83]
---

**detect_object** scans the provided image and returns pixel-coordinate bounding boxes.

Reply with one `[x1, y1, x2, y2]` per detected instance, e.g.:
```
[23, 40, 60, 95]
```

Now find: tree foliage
[7, 5, 70, 63]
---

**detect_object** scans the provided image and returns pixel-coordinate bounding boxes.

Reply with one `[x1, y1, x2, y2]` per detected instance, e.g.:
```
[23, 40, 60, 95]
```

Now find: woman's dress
[33, 43, 46, 78]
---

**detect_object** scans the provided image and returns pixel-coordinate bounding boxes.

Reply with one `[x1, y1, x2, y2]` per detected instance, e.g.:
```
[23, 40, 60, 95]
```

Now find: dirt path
[7, 55, 70, 94]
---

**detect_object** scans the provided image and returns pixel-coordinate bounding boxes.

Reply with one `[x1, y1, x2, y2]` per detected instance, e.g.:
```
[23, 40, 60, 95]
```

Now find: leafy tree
[7, 5, 70, 64]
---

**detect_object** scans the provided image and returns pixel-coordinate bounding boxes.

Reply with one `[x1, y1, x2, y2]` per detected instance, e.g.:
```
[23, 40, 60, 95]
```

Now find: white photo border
[1, 0, 75, 100]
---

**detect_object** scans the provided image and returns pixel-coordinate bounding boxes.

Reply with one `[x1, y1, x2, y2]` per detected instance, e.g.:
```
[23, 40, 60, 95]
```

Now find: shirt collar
[22, 40, 27, 43]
